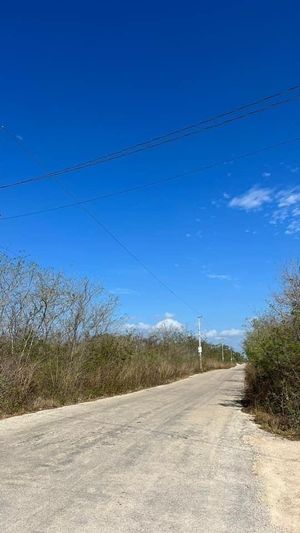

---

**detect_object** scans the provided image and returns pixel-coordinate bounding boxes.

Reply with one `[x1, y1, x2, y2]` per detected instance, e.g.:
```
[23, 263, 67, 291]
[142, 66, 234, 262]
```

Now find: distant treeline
[0, 254, 241, 417]
[244, 265, 300, 438]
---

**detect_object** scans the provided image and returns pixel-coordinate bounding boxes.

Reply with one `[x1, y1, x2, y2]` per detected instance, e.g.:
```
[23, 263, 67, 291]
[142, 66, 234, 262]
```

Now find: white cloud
[126, 317, 254, 336]
[220, 328, 243, 337]
[155, 318, 184, 331]
[227, 185, 300, 236]
[164, 312, 174, 318]
[123, 321, 153, 332]
[262, 171, 271, 177]
[271, 189, 300, 234]
[205, 329, 218, 339]
[207, 273, 231, 281]
[270, 208, 289, 224]
[277, 189, 300, 207]
[229, 187, 273, 210]
[123, 314, 184, 333]
[285, 219, 300, 235]
[205, 328, 243, 340]
[111, 287, 138, 295]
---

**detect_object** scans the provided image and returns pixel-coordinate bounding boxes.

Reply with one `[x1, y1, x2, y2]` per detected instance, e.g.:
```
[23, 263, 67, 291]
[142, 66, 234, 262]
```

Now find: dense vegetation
[244, 265, 300, 438]
[0, 254, 239, 417]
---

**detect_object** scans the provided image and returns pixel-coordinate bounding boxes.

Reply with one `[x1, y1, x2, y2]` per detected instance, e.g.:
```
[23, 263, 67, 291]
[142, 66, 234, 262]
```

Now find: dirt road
[0, 365, 298, 532]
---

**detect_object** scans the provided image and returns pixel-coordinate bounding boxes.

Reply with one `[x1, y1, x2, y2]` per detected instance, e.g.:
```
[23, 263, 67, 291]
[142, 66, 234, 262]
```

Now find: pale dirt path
[247, 429, 300, 533]
[0, 365, 297, 532]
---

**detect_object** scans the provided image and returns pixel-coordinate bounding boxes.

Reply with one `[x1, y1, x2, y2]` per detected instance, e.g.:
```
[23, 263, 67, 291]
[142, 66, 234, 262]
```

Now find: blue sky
[1, 1, 300, 349]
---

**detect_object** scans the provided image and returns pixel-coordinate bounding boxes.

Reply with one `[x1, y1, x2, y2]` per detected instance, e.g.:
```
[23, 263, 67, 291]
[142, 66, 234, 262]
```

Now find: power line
[1, 84, 300, 190]
[54, 179, 198, 314]
[3, 85, 300, 314]
[72, 199, 197, 314]
[1, 134, 300, 221]
[2, 128, 198, 315]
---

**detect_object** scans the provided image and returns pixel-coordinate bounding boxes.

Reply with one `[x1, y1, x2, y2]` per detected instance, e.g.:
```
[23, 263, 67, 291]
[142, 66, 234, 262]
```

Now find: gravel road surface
[0, 365, 295, 532]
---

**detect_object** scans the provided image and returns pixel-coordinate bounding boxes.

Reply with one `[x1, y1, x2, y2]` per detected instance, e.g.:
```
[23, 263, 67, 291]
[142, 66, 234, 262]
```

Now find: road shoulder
[246, 424, 300, 533]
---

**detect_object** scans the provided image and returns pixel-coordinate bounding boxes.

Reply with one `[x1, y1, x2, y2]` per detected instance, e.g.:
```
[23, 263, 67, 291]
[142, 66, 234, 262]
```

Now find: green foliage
[244, 266, 300, 437]
[0, 253, 239, 417]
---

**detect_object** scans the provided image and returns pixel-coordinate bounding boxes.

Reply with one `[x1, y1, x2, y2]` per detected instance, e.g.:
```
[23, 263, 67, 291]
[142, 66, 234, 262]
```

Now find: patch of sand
[248, 430, 300, 533]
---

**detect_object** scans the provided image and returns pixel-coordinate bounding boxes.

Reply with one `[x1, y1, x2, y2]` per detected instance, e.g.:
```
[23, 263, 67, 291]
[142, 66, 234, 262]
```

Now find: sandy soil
[248, 428, 300, 533]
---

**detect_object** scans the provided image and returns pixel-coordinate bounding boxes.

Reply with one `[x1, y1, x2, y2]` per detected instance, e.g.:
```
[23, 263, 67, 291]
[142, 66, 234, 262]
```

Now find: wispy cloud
[124, 321, 153, 332]
[229, 187, 273, 210]
[205, 329, 218, 339]
[245, 229, 257, 235]
[205, 328, 243, 340]
[205, 271, 240, 286]
[282, 163, 300, 174]
[220, 328, 243, 337]
[277, 190, 300, 208]
[207, 273, 232, 281]
[285, 219, 300, 235]
[228, 185, 300, 235]
[111, 287, 139, 295]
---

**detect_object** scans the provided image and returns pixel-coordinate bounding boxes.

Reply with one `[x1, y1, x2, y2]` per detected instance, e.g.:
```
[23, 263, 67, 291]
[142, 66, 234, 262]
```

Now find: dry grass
[0, 341, 235, 418]
[203, 358, 233, 371]
[0, 253, 239, 419]
[244, 363, 300, 440]
[251, 409, 300, 440]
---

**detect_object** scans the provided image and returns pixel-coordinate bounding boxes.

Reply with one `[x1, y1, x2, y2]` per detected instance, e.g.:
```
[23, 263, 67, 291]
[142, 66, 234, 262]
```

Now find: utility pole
[230, 349, 233, 364]
[197, 315, 203, 372]
[221, 341, 224, 362]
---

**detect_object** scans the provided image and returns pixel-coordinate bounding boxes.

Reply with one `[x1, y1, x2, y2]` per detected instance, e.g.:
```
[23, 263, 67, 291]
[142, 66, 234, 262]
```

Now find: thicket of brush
[0, 254, 238, 417]
[244, 265, 300, 438]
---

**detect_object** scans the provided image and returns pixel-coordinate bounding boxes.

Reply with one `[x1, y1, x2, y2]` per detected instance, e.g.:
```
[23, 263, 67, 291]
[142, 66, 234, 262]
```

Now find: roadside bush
[244, 266, 300, 437]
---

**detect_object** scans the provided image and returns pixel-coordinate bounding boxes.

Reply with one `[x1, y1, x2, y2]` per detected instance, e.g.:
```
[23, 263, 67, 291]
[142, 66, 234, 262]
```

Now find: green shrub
[244, 266, 300, 437]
